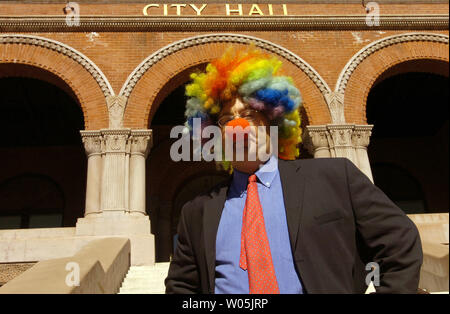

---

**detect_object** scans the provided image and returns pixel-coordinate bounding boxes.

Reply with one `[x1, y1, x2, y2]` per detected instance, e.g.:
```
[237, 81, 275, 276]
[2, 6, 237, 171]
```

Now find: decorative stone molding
[305, 125, 331, 158]
[335, 32, 449, 94]
[81, 130, 103, 156]
[102, 129, 131, 153]
[130, 130, 153, 158]
[324, 91, 346, 124]
[119, 33, 331, 99]
[0, 34, 114, 98]
[305, 124, 374, 181]
[327, 124, 356, 161]
[352, 125, 374, 182]
[352, 125, 373, 148]
[106, 95, 127, 129]
[0, 15, 448, 32]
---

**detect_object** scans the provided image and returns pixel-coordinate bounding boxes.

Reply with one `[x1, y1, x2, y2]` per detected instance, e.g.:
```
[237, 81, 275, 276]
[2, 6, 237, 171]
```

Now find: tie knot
[248, 174, 257, 183]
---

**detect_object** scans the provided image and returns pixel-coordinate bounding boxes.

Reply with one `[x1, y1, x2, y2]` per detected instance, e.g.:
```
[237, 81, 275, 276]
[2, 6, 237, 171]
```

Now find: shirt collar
[255, 154, 278, 188]
[229, 155, 278, 197]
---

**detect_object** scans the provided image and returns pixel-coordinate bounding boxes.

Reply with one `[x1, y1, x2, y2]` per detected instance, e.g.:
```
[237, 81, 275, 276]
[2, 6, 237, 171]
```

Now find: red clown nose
[225, 118, 250, 143]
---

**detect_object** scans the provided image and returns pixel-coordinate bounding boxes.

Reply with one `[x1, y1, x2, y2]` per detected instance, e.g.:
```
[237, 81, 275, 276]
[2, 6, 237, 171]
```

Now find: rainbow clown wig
[184, 45, 303, 165]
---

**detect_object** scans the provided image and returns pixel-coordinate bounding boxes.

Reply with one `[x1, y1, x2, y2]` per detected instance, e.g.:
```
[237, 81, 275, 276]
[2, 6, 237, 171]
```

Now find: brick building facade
[0, 0, 448, 264]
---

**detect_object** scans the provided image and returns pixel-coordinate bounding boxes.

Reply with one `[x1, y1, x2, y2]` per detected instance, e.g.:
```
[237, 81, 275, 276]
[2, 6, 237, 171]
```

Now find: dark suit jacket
[165, 158, 423, 294]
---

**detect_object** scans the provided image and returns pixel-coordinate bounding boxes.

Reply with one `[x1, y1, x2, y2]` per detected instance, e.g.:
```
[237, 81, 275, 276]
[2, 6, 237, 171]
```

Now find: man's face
[218, 97, 273, 164]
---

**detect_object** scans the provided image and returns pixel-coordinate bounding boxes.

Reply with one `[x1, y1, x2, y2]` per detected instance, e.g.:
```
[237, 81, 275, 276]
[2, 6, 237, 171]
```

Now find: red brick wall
[2, 29, 447, 129]
[1, 2, 448, 129]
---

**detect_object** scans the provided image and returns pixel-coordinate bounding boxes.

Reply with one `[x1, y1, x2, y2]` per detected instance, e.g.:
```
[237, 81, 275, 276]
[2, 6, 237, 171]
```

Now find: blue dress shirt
[215, 155, 304, 294]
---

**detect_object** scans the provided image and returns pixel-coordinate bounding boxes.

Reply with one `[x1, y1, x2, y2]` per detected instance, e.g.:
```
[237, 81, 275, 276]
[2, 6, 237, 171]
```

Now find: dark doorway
[0, 69, 87, 229]
[367, 66, 449, 214]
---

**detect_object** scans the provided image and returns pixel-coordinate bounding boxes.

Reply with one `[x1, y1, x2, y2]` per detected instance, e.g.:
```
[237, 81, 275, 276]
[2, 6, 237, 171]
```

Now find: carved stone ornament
[324, 91, 346, 124]
[130, 130, 153, 158]
[106, 95, 127, 129]
[80, 130, 102, 156]
[101, 129, 131, 153]
[352, 125, 373, 148]
[328, 125, 354, 147]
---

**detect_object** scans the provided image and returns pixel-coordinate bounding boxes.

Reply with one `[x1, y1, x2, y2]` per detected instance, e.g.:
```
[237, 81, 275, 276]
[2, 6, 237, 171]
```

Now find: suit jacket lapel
[203, 183, 228, 294]
[278, 159, 306, 254]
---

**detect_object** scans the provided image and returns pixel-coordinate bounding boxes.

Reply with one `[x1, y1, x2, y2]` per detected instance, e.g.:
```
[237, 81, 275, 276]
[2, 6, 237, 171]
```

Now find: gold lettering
[268, 4, 273, 16]
[249, 4, 264, 16]
[225, 4, 243, 16]
[142, 4, 159, 16]
[163, 3, 168, 16]
[171, 4, 186, 16]
[282, 4, 288, 16]
[189, 3, 207, 16]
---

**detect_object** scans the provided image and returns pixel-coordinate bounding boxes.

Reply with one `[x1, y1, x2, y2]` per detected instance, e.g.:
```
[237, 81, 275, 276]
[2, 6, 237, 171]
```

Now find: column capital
[100, 128, 131, 153]
[305, 125, 330, 156]
[352, 124, 373, 148]
[130, 129, 153, 158]
[326, 124, 354, 147]
[80, 130, 102, 156]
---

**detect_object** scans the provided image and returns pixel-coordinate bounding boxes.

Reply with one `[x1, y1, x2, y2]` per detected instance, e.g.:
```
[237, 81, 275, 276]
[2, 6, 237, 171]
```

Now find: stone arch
[0, 34, 114, 130]
[121, 33, 332, 128]
[335, 32, 449, 124]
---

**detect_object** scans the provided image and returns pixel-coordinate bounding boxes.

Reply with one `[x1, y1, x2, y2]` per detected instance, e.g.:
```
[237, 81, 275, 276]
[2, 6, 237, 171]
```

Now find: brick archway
[336, 32, 449, 124]
[0, 34, 114, 130]
[121, 33, 332, 128]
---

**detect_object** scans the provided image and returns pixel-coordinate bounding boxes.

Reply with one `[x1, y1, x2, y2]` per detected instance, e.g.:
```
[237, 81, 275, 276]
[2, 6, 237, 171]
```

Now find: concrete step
[118, 263, 169, 294]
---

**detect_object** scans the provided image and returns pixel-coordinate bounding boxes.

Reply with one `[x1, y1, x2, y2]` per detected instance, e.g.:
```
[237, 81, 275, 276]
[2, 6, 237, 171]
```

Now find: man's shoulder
[180, 179, 230, 217]
[280, 157, 349, 173]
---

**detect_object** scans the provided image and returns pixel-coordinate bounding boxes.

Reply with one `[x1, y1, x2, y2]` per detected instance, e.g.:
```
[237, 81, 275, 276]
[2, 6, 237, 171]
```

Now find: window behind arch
[0, 174, 65, 229]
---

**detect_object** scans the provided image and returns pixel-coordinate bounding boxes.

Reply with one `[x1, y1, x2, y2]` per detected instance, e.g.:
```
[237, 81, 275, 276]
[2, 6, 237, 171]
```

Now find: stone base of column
[75, 215, 155, 265]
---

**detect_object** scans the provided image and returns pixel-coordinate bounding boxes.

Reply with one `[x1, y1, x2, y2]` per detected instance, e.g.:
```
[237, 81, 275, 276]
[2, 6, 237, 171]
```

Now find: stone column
[80, 131, 103, 217]
[129, 130, 153, 216]
[353, 125, 374, 182]
[76, 128, 155, 265]
[305, 125, 331, 158]
[100, 128, 131, 215]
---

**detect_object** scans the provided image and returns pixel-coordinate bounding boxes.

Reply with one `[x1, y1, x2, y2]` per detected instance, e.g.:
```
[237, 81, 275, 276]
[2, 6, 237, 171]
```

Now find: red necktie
[239, 174, 280, 294]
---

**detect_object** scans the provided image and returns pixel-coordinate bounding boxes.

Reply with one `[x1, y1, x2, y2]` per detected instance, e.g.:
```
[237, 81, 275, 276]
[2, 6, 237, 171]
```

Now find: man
[165, 46, 422, 294]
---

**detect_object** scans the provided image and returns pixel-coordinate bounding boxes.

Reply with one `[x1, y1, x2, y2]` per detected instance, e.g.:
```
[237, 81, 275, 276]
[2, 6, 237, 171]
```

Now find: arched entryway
[366, 59, 449, 214]
[0, 64, 87, 228]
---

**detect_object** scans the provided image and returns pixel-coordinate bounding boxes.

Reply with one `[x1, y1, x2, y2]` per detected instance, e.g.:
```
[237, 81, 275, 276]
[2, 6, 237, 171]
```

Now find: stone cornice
[0, 15, 448, 32]
[4, 1, 449, 3]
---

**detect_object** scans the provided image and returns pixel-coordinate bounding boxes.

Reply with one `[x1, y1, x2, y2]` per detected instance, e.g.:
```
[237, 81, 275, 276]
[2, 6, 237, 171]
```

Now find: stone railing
[408, 213, 449, 293]
[0, 237, 130, 294]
